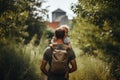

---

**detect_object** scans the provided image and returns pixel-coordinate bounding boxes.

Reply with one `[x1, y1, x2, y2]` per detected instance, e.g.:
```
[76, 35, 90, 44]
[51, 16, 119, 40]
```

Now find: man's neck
[56, 39, 63, 44]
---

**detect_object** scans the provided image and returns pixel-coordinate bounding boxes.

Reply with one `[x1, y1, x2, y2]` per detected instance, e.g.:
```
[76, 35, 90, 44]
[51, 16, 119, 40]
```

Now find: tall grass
[0, 32, 49, 80]
[69, 54, 111, 80]
[0, 26, 117, 80]
[69, 20, 119, 80]
[0, 42, 39, 80]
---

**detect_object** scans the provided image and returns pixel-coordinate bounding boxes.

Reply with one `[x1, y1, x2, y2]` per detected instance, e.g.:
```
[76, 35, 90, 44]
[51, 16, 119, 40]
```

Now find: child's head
[60, 25, 69, 32]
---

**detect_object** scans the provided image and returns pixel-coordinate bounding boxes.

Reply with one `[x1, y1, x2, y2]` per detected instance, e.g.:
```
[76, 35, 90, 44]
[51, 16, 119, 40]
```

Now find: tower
[52, 8, 69, 26]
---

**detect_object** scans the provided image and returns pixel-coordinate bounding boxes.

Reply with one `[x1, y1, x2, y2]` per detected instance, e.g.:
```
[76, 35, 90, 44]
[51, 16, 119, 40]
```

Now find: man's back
[40, 28, 77, 80]
[42, 45, 76, 80]
[50, 44, 68, 74]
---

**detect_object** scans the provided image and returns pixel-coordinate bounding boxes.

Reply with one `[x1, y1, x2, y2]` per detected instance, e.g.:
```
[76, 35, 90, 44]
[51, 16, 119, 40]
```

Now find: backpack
[50, 44, 68, 74]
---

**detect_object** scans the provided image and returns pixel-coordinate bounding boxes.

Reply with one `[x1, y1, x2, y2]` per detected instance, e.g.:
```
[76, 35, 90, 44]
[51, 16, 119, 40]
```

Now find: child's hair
[59, 25, 70, 33]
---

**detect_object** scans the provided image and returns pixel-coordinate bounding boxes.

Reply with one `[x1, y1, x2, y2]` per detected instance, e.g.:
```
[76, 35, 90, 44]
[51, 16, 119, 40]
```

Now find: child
[60, 25, 70, 45]
[50, 25, 71, 48]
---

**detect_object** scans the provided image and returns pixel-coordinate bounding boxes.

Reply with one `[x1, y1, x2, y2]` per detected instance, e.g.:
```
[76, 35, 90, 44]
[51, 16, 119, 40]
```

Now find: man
[40, 28, 77, 80]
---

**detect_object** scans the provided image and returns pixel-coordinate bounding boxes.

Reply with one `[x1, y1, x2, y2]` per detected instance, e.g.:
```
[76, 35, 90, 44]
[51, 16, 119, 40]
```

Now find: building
[47, 8, 70, 29]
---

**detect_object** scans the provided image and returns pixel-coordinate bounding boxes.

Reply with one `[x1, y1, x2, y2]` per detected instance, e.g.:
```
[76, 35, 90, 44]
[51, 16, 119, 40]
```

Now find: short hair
[55, 28, 65, 39]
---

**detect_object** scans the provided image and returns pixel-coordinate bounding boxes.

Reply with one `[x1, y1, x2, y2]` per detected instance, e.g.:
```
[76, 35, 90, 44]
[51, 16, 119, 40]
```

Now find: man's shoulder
[45, 46, 52, 51]
[43, 46, 53, 56]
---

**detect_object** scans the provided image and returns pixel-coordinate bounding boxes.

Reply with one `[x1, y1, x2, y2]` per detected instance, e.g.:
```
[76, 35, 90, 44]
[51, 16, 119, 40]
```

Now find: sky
[42, 0, 78, 21]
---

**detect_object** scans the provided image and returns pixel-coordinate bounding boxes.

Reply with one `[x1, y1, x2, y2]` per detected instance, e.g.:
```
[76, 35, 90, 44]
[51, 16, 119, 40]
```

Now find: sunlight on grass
[68, 20, 115, 80]
[69, 53, 111, 80]
[23, 32, 49, 80]
[0, 31, 49, 80]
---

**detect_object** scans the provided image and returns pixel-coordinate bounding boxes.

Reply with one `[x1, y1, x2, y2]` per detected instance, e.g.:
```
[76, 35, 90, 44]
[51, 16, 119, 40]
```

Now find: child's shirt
[64, 36, 70, 44]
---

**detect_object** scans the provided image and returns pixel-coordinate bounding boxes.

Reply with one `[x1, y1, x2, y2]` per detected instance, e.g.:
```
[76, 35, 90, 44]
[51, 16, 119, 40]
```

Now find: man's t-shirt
[42, 45, 76, 80]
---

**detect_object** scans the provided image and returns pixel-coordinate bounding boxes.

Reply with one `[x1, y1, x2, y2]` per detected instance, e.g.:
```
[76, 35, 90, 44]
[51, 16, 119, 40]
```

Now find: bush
[0, 41, 42, 80]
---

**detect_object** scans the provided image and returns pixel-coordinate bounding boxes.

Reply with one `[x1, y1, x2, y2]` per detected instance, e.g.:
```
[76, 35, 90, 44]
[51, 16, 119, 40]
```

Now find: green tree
[0, 0, 47, 45]
[71, 0, 120, 79]
[0, 0, 48, 80]
[0, 0, 28, 41]
[24, 0, 47, 45]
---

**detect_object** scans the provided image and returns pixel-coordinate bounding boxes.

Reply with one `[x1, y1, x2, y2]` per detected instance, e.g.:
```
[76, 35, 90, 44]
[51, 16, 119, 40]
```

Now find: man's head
[55, 28, 65, 39]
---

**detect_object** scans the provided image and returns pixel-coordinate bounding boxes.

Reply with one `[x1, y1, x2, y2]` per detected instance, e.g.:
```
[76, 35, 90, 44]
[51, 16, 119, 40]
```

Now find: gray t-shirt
[64, 37, 70, 44]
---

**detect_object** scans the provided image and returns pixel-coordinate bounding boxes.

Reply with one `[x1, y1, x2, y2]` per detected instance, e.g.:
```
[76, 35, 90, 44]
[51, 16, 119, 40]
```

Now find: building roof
[52, 8, 66, 13]
[47, 22, 59, 29]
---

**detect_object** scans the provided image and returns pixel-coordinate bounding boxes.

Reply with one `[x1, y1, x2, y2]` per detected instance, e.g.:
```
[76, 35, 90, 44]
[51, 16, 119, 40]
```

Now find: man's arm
[40, 60, 48, 76]
[68, 59, 77, 73]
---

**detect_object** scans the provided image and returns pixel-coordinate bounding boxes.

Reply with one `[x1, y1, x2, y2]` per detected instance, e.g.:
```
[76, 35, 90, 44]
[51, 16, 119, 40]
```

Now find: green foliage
[0, 0, 47, 45]
[72, 0, 120, 27]
[45, 28, 54, 44]
[23, 0, 48, 45]
[72, 0, 120, 42]
[0, 25, 50, 80]
[71, 0, 120, 79]
[24, 18, 46, 45]
[0, 0, 29, 40]
[0, 42, 42, 80]
[70, 19, 120, 80]
[0, 0, 49, 80]
[70, 55, 112, 80]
